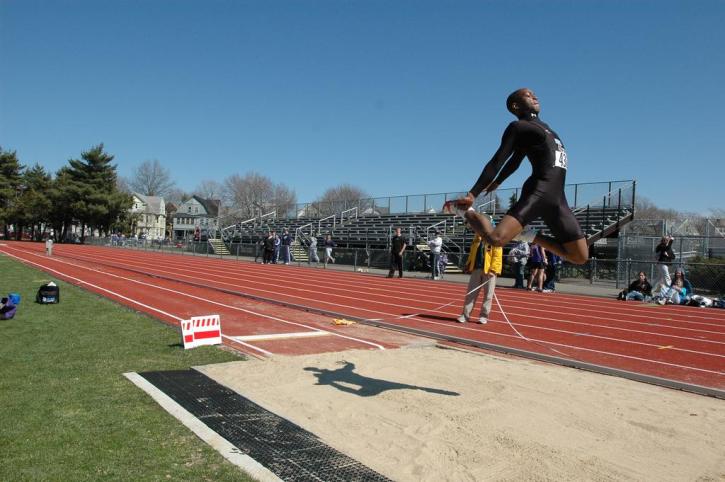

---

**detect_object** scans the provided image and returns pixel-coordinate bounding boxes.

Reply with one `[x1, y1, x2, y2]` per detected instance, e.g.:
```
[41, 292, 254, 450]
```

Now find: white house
[130, 193, 166, 239]
[172, 195, 220, 240]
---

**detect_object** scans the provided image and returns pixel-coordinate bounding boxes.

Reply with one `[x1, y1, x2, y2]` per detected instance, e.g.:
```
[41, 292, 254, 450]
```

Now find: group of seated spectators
[617, 235, 718, 307]
[618, 268, 694, 305]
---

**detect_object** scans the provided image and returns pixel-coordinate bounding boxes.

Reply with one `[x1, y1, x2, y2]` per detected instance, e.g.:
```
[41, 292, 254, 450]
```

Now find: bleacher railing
[281, 180, 635, 219]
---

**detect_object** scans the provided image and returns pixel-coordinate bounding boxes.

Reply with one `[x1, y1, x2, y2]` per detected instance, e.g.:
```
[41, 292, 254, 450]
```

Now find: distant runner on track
[444, 88, 588, 264]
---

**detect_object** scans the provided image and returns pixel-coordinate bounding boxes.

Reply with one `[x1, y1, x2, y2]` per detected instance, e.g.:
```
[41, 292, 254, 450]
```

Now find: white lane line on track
[78, 246, 725, 324]
[2, 249, 274, 358]
[62, 247, 725, 331]
[2, 250, 183, 321]
[3, 247, 385, 351]
[232, 332, 331, 341]
[6, 246, 723, 376]
[47, 248, 725, 354]
[221, 335, 273, 356]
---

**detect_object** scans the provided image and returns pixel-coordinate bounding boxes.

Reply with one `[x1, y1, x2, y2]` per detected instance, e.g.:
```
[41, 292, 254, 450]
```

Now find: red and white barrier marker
[181, 314, 222, 349]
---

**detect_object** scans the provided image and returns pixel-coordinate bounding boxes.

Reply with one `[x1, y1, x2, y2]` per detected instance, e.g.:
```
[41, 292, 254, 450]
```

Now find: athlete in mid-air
[444, 88, 588, 265]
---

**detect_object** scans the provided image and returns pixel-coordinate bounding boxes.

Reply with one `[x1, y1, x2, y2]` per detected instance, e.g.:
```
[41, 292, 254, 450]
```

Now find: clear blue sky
[1, 0, 723, 214]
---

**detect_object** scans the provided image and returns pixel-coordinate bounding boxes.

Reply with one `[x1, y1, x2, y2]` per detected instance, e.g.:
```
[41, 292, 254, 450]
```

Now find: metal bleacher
[219, 180, 636, 265]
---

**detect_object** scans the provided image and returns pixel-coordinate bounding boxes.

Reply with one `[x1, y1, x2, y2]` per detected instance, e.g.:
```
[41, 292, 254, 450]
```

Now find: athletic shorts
[528, 261, 545, 269]
[507, 192, 584, 244]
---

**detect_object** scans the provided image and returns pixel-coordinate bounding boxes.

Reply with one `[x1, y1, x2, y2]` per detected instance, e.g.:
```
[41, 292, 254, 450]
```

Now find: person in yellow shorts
[458, 233, 503, 324]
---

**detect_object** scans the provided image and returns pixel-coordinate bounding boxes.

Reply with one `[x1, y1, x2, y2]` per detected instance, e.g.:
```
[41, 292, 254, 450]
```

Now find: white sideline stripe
[221, 334, 274, 356]
[232, 331, 331, 342]
[1, 249, 275, 358]
[1, 250, 183, 321]
[123, 372, 281, 482]
[2, 247, 384, 351]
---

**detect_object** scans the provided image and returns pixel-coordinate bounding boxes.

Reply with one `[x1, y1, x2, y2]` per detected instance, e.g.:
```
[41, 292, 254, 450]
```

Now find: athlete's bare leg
[533, 234, 588, 265]
[464, 212, 523, 246]
[465, 210, 589, 265]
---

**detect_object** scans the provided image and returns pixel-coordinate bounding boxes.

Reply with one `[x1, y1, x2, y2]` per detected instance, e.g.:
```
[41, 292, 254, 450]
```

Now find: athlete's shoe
[513, 227, 537, 243]
[477, 317, 488, 324]
[456, 315, 468, 323]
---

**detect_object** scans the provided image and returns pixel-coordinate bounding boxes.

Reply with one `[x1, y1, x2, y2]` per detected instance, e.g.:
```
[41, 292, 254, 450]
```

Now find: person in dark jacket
[542, 250, 561, 293]
[323, 234, 336, 267]
[387, 227, 407, 278]
[263, 232, 275, 264]
[527, 243, 547, 291]
[653, 235, 675, 292]
[280, 228, 294, 264]
[621, 271, 653, 301]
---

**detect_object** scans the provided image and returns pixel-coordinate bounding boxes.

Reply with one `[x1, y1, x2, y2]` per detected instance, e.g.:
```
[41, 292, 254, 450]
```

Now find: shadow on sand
[304, 361, 460, 398]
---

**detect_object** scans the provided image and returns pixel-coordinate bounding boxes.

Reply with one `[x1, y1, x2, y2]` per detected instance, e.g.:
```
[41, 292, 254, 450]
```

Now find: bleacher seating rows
[223, 206, 633, 252]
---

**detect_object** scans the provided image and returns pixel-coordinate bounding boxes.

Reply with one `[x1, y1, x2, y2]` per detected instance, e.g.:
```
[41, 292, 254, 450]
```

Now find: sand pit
[198, 347, 724, 481]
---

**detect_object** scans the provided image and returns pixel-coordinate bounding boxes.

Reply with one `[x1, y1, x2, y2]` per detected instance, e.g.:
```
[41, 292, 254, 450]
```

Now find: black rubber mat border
[138, 369, 391, 481]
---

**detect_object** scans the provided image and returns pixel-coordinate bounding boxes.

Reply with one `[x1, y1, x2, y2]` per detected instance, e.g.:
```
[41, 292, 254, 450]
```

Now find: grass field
[0, 255, 254, 481]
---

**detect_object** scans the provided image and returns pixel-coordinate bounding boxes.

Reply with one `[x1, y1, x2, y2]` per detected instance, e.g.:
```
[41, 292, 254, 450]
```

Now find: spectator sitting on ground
[618, 271, 653, 301]
[655, 267, 693, 305]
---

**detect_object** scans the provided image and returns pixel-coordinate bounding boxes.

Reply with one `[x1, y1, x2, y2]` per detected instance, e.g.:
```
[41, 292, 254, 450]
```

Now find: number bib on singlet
[553, 138, 568, 169]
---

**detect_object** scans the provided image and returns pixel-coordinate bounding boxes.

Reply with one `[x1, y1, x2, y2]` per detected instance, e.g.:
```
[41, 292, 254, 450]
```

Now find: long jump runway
[3, 241, 724, 397]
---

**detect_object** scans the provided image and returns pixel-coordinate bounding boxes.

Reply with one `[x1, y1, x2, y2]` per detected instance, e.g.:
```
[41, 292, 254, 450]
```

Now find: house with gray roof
[172, 195, 221, 240]
[130, 193, 167, 239]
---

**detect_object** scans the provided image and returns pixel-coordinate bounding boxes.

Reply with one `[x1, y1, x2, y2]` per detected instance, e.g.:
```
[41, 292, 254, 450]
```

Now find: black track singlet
[469, 114, 584, 243]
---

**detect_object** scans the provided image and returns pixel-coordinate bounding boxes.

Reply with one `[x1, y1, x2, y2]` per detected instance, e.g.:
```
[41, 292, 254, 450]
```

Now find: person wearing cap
[428, 230, 443, 280]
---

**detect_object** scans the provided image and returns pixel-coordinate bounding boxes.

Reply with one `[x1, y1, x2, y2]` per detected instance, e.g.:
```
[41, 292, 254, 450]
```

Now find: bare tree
[311, 184, 369, 217]
[635, 196, 679, 221]
[194, 179, 223, 200]
[129, 159, 175, 196]
[222, 172, 294, 219]
[272, 183, 297, 218]
[165, 187, 191, 207]
[116, 176, 131, 193]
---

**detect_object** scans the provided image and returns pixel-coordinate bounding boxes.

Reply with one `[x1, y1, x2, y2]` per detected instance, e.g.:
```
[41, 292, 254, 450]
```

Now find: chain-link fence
[618, 235, 725, 262]
[85, 237, 725, 297]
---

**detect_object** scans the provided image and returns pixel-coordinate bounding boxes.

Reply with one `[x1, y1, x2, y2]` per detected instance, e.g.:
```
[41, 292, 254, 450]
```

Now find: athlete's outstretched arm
[469, 123, 517, 197]
[492, 151, 525, 186]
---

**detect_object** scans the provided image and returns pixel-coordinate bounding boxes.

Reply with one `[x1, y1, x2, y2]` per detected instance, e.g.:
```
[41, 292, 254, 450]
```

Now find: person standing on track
[387, 227, 407, 278]
[308, 231, 320, 265]
[323, 234, 336, 267]
[444, 88, 588, 265]
[458, 233, 502, 324]
[281, 228, 293, 265]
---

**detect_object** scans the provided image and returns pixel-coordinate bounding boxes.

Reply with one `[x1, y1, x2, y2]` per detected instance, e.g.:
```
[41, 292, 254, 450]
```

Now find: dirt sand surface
[198, 347, 725, 481]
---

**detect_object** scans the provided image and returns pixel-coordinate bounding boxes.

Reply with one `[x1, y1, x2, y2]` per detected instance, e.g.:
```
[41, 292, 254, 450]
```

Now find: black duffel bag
[36, 282, 60, 304]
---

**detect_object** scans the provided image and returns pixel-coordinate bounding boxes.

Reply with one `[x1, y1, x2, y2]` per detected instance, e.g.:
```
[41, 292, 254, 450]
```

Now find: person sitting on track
[655, 267, 693, 305]
[443, 88, 588, 265]
[618, 271, 653, 302]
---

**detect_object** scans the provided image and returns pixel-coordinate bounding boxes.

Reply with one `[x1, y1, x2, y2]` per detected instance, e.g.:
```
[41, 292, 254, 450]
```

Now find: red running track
[3, 241, 724, 394]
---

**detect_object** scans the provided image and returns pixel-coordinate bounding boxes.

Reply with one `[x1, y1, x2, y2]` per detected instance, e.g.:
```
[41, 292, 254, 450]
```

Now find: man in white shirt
[428, 230, 443, 280]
